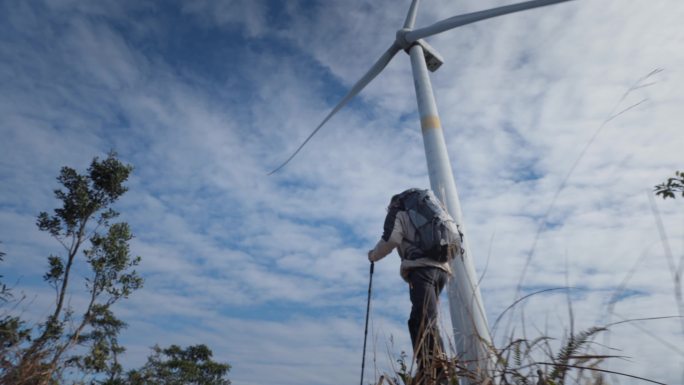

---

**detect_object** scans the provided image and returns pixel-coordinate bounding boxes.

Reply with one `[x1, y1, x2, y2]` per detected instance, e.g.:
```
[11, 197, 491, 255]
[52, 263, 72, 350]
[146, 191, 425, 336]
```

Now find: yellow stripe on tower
[420, 115, 441, 131]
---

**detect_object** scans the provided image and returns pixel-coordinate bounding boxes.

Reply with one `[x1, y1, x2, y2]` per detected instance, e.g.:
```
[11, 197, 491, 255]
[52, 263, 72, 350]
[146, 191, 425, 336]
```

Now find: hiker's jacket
[369, 210, 452, 282]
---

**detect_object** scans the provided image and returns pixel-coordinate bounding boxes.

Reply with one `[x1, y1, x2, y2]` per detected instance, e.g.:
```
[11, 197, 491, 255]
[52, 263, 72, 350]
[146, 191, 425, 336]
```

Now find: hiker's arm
[369, 216, 404, 262]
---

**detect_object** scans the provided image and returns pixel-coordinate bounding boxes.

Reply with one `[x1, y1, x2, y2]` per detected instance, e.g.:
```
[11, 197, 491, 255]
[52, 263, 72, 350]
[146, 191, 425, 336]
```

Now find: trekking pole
[360, 261, 374, 385]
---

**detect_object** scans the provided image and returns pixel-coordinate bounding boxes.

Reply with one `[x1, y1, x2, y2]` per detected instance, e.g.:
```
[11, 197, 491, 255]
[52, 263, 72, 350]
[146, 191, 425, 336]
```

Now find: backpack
[394, 188, 462, 263]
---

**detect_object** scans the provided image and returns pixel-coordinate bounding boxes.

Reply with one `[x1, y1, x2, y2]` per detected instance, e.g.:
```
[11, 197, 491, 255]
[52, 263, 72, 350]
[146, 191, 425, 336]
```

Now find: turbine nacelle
[415, 39, 444, 72]
[396, 28, 444, 73]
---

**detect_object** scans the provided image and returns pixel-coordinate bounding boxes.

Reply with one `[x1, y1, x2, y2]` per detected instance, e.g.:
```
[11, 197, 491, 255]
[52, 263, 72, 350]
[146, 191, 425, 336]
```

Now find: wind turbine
[271, 0, 576, 381]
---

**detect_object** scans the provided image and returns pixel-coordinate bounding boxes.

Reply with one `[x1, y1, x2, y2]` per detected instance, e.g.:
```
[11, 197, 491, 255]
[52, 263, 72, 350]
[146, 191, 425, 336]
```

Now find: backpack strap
[382, 204, 401, 242]
[382, 190, 414, 241]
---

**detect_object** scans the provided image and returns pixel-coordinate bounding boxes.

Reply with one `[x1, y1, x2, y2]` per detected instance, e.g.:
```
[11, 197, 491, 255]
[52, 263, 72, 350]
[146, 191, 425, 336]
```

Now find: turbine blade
[403, 0, 421, 29]
[269, 43, 401, 175]
[405, 0, 575, 43]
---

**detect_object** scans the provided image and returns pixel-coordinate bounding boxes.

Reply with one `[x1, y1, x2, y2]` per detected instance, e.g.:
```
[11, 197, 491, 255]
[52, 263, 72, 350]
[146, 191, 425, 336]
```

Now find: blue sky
[1, 0, 683, 384]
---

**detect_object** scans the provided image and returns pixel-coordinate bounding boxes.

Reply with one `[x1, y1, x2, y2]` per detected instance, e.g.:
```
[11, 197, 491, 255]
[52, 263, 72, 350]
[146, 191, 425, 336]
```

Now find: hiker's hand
[367, 249, 375, 262]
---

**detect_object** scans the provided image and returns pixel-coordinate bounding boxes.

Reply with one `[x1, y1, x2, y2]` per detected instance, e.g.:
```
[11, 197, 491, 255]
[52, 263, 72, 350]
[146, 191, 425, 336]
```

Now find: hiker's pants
[407, 266, 448, 366]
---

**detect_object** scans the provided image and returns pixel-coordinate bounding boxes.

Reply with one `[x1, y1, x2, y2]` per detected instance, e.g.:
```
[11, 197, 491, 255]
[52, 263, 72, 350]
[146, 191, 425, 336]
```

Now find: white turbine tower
[271, 0, 576, 381]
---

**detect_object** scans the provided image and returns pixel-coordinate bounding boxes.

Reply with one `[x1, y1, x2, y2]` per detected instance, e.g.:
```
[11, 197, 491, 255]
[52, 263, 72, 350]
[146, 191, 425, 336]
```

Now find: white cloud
[181, 0, 269, 38]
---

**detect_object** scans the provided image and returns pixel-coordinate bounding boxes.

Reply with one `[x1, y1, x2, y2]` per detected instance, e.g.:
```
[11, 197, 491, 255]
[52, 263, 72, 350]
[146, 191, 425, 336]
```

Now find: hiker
[368, 188, 461, 377]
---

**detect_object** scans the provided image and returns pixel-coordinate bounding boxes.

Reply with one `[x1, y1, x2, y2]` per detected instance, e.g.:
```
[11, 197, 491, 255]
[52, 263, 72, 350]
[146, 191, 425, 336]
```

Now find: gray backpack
[393, 189, 463, 263]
